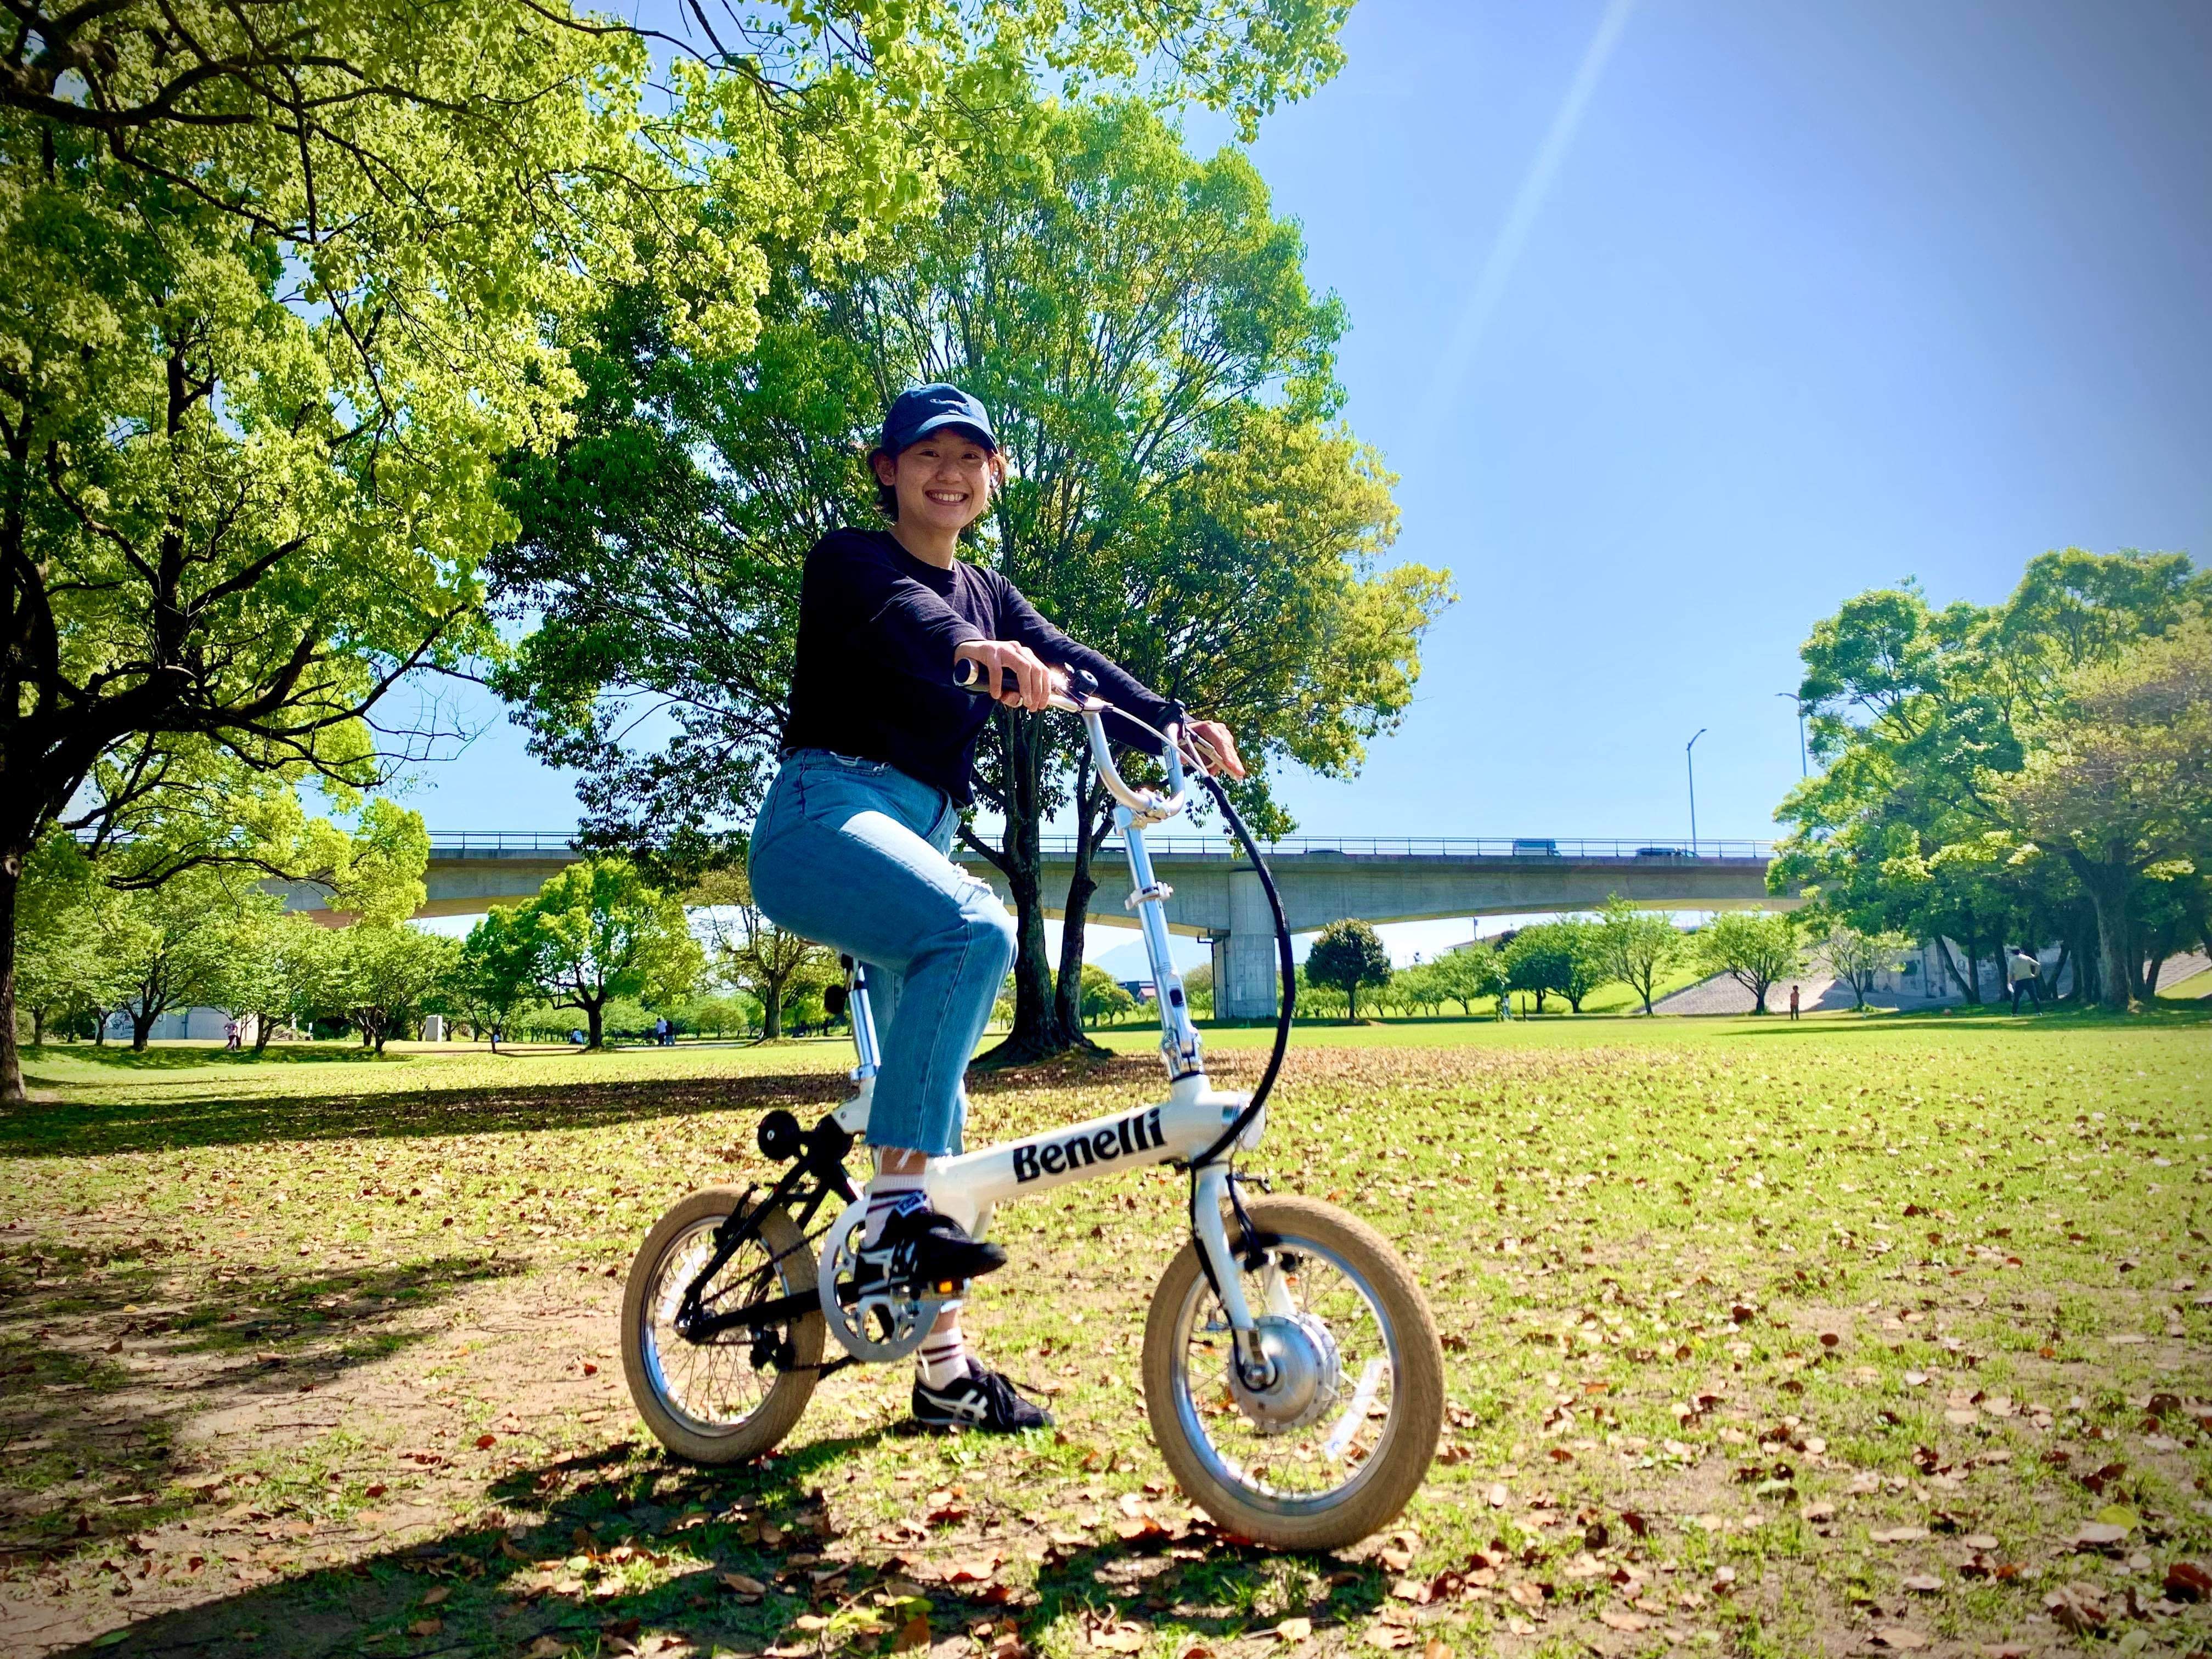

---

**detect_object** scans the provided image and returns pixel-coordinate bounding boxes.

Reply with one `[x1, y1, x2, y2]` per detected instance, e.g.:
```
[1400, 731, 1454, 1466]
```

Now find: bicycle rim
[637, 1216, 791, 1438]
[1166, 1233, 1401, 1515]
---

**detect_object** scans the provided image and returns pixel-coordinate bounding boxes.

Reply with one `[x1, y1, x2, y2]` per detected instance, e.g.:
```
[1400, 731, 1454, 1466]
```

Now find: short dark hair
[868, 448, 898, 520]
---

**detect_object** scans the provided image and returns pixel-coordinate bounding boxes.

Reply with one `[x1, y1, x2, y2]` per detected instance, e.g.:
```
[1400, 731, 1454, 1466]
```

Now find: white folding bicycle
[621, 672, 1443, 1550]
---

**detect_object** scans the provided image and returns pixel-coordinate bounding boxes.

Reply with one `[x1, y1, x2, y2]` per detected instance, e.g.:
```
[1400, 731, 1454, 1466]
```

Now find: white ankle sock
[861, 1171, 928, 1247]
[917, 1330, 969, 1389]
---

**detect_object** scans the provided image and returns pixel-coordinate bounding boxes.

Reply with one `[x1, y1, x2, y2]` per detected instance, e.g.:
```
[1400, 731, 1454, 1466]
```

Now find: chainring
[817, 1201, 960, 1363]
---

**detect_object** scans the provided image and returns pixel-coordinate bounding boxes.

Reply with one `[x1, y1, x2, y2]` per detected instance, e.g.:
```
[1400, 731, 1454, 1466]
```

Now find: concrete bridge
[287, 831, 1791, 1020]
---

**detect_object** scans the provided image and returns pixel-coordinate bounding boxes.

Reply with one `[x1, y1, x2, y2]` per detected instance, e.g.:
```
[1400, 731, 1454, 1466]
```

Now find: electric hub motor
[1228, 1312, 1342, 1435]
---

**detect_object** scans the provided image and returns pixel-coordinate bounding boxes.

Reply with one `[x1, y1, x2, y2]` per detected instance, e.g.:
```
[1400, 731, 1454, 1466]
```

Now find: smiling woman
[747, 381, 1248, 1433]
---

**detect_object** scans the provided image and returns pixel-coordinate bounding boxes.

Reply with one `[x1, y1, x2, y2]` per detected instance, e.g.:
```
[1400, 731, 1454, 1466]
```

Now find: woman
[749, 384, 1245, 1432]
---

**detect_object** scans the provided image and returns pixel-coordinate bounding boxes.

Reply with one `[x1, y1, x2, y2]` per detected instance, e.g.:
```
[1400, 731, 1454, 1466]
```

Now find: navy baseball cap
[880, 383, 997, 456]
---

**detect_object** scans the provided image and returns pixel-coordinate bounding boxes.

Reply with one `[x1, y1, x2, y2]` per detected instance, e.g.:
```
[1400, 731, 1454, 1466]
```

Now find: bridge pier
[1212, 868, 1281, 1021]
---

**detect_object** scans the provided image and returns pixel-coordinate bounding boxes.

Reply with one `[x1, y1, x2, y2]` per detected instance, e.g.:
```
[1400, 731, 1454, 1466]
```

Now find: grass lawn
[4, 1010, 2210, 1659]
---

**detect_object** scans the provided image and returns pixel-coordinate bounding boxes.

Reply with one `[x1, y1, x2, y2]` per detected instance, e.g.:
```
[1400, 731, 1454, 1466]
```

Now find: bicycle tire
[622, 1188, 822, 1464]
[1141, 1195, 1443, 1551]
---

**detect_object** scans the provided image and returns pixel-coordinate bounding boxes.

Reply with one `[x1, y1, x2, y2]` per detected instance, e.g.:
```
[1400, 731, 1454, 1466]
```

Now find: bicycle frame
[827, 700, 1273, 1355]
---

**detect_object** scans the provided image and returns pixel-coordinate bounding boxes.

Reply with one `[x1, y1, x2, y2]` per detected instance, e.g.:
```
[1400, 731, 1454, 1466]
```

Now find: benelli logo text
[1012, 1109, 1164, 1183]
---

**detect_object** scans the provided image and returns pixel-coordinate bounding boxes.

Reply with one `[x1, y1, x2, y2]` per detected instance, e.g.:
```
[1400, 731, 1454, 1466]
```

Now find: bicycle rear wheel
[1142, 1195, 1443, 1551]
[622, 1188, 822, 1464]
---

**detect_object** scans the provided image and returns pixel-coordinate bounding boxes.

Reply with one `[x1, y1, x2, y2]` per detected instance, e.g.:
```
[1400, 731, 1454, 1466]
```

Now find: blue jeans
[748, 750, 1016, 1158]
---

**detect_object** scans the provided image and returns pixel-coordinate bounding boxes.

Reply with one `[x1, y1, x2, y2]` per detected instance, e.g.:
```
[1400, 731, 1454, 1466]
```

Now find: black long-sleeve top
[781, 528, 1174, 806]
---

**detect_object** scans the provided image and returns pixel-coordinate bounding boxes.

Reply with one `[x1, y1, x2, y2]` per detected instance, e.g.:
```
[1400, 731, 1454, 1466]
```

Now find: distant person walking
[2006, 945, 2043, 1013]
[224, 1018, 241, 1051]
[1787, 984, 1801, 1021]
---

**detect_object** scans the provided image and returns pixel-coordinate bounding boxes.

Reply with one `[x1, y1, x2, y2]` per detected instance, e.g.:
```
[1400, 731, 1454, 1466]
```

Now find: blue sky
[403, 1, 2212, 960]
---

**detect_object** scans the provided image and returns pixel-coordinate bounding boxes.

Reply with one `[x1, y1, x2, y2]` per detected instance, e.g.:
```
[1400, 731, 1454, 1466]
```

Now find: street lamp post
[1775, 692, 1806, 777]
[1686, 727, 1707, 856]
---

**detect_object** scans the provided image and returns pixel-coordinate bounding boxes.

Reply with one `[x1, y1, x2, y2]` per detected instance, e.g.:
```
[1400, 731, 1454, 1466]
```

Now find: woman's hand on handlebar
[1183, 719, 1247, 780]
[953, 639, 1060, 712]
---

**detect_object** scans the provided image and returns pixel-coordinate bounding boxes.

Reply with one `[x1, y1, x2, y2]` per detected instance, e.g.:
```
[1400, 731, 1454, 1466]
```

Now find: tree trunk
[0, 848, 21, 1103]
[760, 979, 783, 1039]
[977, 716, 1084, 1066]
[585, 998, 605, 1049]
[252, 1015, 275, 1056]
[1932, 936, 1974, 1003]
[2067, 850, 2138, 1012]
[92, 1007, 109, 1046]
[130, 1006, 156, 1051]
[1048, 773, 1112, 1057]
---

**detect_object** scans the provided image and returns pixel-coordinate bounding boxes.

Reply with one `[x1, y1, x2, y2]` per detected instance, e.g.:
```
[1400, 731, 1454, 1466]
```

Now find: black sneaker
[912, 1359, 1053, 1433]
[854, 1200, 1007, 1297]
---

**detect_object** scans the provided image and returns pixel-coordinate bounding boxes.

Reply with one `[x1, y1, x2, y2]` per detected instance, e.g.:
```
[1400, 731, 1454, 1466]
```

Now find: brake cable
[957, 661, 1298, 1169]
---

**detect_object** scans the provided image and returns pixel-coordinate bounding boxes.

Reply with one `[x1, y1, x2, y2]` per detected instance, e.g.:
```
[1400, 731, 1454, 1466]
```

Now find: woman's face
[875, 431, 1000, 534]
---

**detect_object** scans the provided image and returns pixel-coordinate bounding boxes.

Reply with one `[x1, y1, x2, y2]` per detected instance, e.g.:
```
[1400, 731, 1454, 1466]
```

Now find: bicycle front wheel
[622, 1188, 822, 1464]
[1142, 1195, 1443, 1551]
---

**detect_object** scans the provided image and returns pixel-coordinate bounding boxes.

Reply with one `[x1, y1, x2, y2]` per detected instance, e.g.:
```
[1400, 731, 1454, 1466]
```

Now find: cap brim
[905, 414, 997, 450]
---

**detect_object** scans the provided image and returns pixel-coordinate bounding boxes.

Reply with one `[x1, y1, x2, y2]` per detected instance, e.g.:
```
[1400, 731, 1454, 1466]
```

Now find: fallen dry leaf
[523, 1640, 569, 1659]
[894, 1614, 932, 1652]
[1598, 1612, 1649, 1632]
[1274, 1618, 1313, 1643]
[1901, 1575, 1942, 1593]
[1871, 1628, 1931, 1650]
[407, 1619, 442, 1637]
[1869, 1527, 1928, 1543]
[719, 1572, 766, 1601]
[1363, 1626, 1415, 1651]
[2164, 1560, 2212, 1602]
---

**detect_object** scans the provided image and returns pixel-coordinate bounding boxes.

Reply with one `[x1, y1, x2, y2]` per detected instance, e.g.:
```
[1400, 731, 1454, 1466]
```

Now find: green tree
[1306, 919, 1391, 1023]
[455, 907, 543, 1052]
[1429, 942, 1504, 1014]
[90, 867, 268, 1049]
[1696, 911, 1803, 1015]
[1181, 962, 1215, 1020]
[1595, 897, 1684, 1016]
[487, 97, 1446, 1065]
[208, 910, 332, 1055]
[1997, 618, 2212, 1006]
[1503, 925, 1575, 1015]
[1814, 919, 1913, 1012]
[1776, 550, 2209, 1011]
[1079, 964, 1138, 1028]
[690, 870, 837, 1042]
[510, 859, 704, 1050]
[329, 925, 460, 1056]
[13, 833, 111, 1046]
[0, 0, 1346, 1103]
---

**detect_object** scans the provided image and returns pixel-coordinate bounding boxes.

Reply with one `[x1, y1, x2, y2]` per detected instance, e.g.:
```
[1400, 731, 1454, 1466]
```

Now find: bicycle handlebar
[953, 658, 1192, 825]
[952, 654, 1293, 1165]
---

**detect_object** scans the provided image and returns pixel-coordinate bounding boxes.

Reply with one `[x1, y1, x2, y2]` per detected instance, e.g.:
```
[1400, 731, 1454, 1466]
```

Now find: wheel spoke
[1171, 1231, 1401, 1511]
[641, 1217, 789, 1436]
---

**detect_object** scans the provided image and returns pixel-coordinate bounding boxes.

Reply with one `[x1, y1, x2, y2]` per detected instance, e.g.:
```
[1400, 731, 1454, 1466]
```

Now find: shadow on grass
[0, 1073, 843, 1160]
[7, 1052, 1174, 1163]
[44, 1431, 1380, 1659]
[0, 1250, 524, 1562]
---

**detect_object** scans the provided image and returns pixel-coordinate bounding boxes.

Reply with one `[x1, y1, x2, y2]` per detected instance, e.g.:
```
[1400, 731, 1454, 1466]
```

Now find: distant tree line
[1777, 549, 2211, 1010]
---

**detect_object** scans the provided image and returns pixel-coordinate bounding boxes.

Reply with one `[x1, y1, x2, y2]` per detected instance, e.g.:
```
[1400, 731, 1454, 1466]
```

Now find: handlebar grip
[953, 658, 1006, 695]
[955, 657, 1087, 705]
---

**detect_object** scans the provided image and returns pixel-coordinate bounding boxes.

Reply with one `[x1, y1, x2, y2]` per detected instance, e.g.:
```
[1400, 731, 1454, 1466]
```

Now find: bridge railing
[961, 836, 1775, 861]
[422, 831, 1775, 861]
